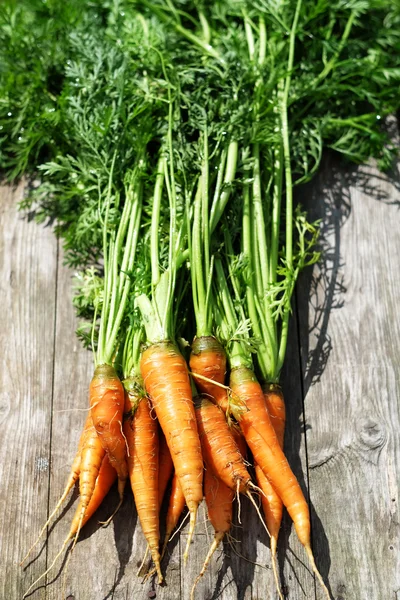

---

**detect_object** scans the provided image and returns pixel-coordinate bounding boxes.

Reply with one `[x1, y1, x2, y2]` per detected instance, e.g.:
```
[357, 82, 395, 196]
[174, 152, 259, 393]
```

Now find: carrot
[263, 383, 286, 448]
[73, 413, 107, 538]
[70, 453, 117, 535]
[231, 425, 248, 460]
[194, 395, 252, 495]
[90, 363, 128, 498]
[256, 383, 286, 600]
[162, 473, 186, 555]
[230, 368, 307, 535]
[190, 336, 229, 411]
[194, 394, 268, 537]
[230, 366, 330, 599]
[145, 473, 186, 581]
[255, 463, 284, 600]
[140, 341, 203, 562]
[260, 384, 286, 555]
[123, 388, 162, 583]
[158, 427, 174, 508]
[190, 467, 234, 600]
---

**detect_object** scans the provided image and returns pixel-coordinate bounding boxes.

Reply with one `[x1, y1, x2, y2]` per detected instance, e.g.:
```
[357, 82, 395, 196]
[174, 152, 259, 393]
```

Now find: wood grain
[0, 181, 58, 599]
[296, 153, 400, 599]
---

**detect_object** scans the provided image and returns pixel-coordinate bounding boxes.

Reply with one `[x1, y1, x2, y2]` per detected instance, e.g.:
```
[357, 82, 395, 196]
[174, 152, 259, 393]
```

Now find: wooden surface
[0, 148, 399, 600]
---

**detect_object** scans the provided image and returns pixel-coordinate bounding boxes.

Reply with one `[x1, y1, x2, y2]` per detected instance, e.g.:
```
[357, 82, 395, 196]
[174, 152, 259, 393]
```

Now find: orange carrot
[162, 473, 186, 556]
[256, 384, 286, 599]
[230, 366, 330, 599]
[90, 364, 128, 498]
[255, 463, 284, 600]
[231, 425, 248, 460]
[194, 395, 252, 495]
[123, 387, 162, 583]
[255, 463, 283, 551]
[70, 453, 117, 536]
[73, 413, 106, 538]
[190, 336, 228, 411]
[260, 384, 286, 554]
[158, 427, 174, 508]
[190, 467, 234, 599]
[263, 384, 286, 448]
[141, 341, 203, 561]
[230, 368, 308, 536]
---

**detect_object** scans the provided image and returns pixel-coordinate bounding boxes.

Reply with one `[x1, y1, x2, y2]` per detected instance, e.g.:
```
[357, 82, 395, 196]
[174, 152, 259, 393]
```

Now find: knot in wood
[359, 417, 386, 450]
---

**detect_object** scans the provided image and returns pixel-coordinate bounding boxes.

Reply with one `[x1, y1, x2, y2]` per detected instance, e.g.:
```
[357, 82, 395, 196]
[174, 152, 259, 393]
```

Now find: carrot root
[23, 536, 72, 598]
[270, 536, 283, 600]
[19, 471, 78, 566]
[183, 507, 198, 564]
[190, 531, 225, 600]
[305, 545, 332, 600]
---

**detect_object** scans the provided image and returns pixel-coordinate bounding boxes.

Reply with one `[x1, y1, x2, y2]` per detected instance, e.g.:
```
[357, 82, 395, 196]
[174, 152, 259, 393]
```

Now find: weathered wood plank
[0, 182, 58, 599]
[296, 153, 400, 599]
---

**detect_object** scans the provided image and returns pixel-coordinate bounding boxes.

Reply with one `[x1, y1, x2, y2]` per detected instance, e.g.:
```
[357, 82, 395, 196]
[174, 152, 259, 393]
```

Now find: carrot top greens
[1, 0, 399, 367]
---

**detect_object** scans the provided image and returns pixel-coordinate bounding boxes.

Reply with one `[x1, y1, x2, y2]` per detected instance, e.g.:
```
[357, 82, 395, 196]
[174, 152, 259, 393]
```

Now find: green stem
[210, 140, 238, 233]
[259, 17, 267, 66]
[192, 181, 207, 335]
[164, 95, 178, 338]
[242, 185, 263, 344]
[198, 10, 211, 45]
[97, 152, 117, 364]
[175, 22, 222, 62]
[214, 259, 250, 370]
[252, 143, 269, 291]
[244, 14, 255, 61]
[270, 138, 283, 284]
[103, 195, 142, 363]
[309, 11, 356, 91]
[276, 0, 301, 374]
[214, 259, 237, 339]
[193, 129, 211, 338]
[123, 326, 143, 380]
[202, 129, 210, 296]
[141, 0, 223, 63]
[281, 0, 301, 271]
[151, 156, 165, 288]
[106, 188, 133, 344]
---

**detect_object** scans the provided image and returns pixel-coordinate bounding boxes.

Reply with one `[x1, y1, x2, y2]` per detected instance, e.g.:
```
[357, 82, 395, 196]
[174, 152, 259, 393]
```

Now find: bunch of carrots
[3, 0, 399, 598]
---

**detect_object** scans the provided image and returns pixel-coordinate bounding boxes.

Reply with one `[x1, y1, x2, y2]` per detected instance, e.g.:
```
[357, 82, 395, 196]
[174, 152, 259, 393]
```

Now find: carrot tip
[183, 507, 198, 563]
[117, 477, 126, 501]
[305, 544, 332, 600]
[190, 533, 224, 600]
[98, 494, 123, 527]
[270, 537, 283, 600]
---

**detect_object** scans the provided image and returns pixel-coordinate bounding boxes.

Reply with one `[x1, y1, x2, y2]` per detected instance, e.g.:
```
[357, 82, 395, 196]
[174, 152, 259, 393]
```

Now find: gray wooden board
[0, 181, 58, 600]
[296, 150, 400, 600]
[0, 144, 399, 599]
